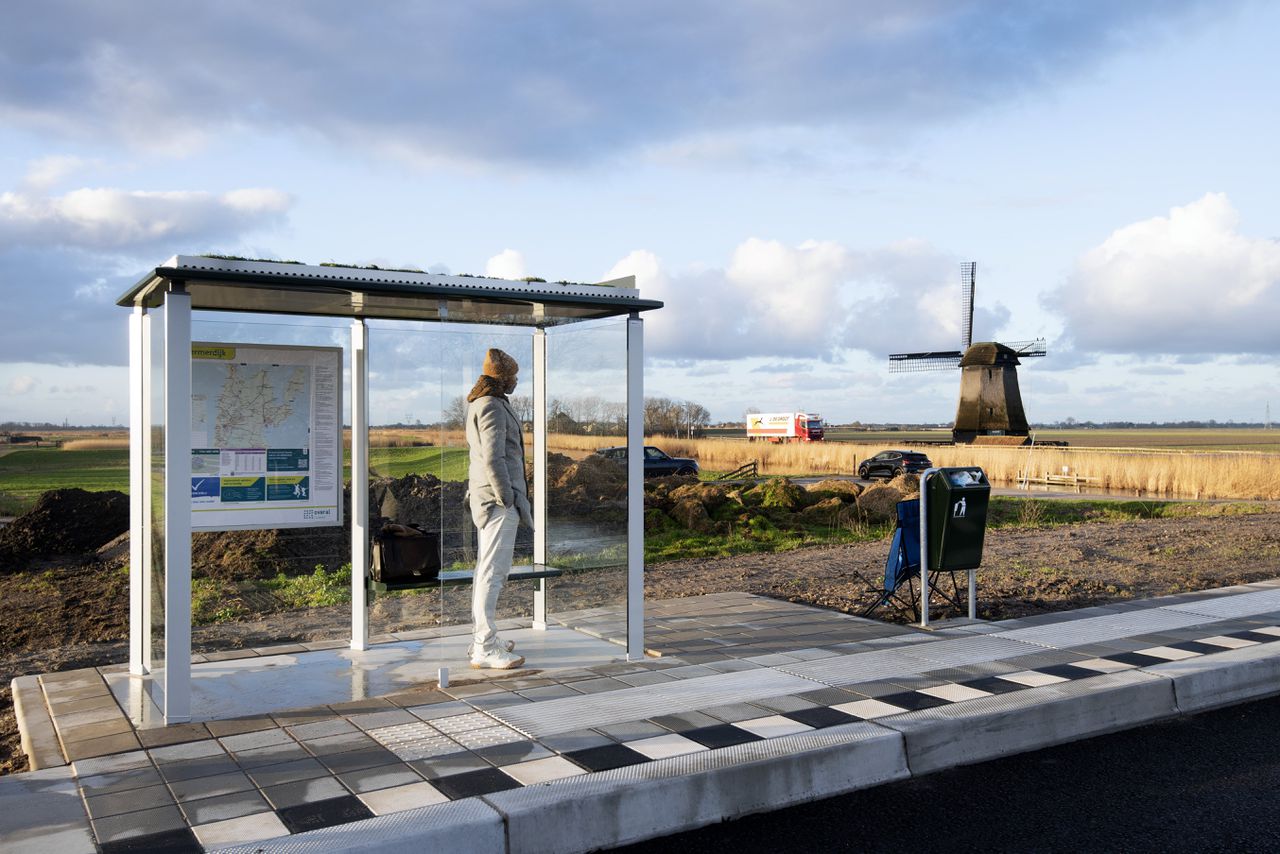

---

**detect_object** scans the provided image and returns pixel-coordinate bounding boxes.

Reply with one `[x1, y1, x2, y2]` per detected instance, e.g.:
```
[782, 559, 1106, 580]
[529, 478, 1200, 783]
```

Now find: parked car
[596, 445, 700, 478]
[857, 449, 932, 480]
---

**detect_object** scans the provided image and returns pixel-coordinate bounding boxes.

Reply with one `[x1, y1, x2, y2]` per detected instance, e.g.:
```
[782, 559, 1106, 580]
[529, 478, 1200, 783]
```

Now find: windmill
[888, 262, 1047, 445]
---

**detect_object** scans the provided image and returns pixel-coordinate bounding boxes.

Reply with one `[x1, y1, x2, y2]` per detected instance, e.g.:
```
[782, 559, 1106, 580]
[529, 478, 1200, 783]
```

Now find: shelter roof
[118, 256, 661, 327]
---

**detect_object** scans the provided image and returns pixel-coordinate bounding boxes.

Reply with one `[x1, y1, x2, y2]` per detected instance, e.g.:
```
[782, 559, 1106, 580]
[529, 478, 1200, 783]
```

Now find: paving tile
[595, 720, 669, 742]
[301, 731, 379, 757]
[782, 706, 860, 729]
[474, 739, 553, 766]
[430, 767, 523, 800]
[328, 697, 396, 714]
[1168, 640, 1236, 656]
[285, 718, 359, 741]
[149, 739, 225, 764]
[136, 724, 211, 750]
[446, 683, 507, 699]
[177, 789, 272, 826]
[262, 775, 351, 810]
[65, 731, 142, 761]
[219, 727, 294, 753]
[751, 695, 820, 714]
[167, 770, 255, 803]
[734, 715, 815, 739]
[518, 684, 583, 701]
[540, 729, 617, 753]
[501, 755, 589, 785]
[271, 707, 338, 727]
[569, 677, 631, 694]
[387, 688, 454, 708]
[337, 762, 424, 793]
[72, 750, 152, 778]
[190, 810, 291, 848]
[957, 676, 1030, 695]
[409, 751, 491, 780]
[432, 712, 495, 735]
[276, 795, 374, 834]
[1034, 663, 1108, 681]
[246, 756, 331, 788]
[997, 671, 1070, 688]
[453, 725, 528, 750]
[317, 745, 402, 775]
[61, 716, 135, 743]
[1198, 635, 1260, 650]
[85, 783, 176, 819]
[1071, 658, 1139, 674]
[98, 825, 202, 853]
[468, 692, 533, 711]
[407, 700, 474, 721]
[918, 683, 995, 703]
[1099, 651, 1171, 668]
[91, 804, 188, 844]
[205, 716, 278, 738]
[795, 688, 859, 706]
[625, 733, 709, 760]
[349, 709, 418, 731]
[155, 754, 241, 784]
[1135, 645, 1203, 662]
[693, 702, 769, 724]
[78, 765, 165, 796]
[650, 711, 722, 733]
[563, 744, 650, 772]
[358, 781, 451, 816]
[681, 724, 764, 750]
[831, 698, 909, 720]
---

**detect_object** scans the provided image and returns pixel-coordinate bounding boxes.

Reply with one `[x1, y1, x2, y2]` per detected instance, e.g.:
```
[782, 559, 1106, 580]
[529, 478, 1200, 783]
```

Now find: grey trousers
[472, 505, 519, 652]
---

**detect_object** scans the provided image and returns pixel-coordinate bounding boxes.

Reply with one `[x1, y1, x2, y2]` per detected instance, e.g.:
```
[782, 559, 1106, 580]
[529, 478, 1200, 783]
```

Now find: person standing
[465, 348, 532, 669]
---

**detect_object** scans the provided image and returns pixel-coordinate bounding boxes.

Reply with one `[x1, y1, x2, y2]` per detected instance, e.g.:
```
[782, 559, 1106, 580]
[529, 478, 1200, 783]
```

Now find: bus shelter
[118, 256, 661, 724]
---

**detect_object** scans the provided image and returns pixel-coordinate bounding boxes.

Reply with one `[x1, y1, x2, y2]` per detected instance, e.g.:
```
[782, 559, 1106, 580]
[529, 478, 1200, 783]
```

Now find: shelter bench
[367, 563, 564, 594]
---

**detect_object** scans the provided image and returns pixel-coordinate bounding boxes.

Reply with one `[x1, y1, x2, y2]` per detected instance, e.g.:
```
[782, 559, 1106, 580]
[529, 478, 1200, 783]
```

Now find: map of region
[192, 362, 310, 449]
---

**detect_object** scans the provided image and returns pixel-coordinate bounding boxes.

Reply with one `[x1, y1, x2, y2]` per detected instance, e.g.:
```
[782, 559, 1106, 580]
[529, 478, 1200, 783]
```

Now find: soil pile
[0, 489, 128, 572]
[538, 453, 627, 518]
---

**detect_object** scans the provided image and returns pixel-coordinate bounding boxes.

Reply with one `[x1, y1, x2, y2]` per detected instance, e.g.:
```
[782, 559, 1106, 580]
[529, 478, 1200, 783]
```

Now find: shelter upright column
[128, 306, 147, 675]
[162, 285, 192, 723]
[532, 328, 548, 629]
[626, 313, 644, 660]
[350, 319, 369, 650]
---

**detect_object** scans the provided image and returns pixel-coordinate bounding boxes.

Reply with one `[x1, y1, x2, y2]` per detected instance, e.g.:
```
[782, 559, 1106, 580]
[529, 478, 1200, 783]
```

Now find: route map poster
[190, 342, 343, 530]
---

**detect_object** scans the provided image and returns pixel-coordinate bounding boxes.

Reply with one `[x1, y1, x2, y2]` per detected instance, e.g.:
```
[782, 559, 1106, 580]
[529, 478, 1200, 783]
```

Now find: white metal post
[625, 315, 645, 660]
[128, 307, 146, 676]
[531, 328, 548, 630]
[918, 468, 938, 628]
[162, 285, 192, 723]
[351, 319, 369, 651]
[140, 309, 153, 671]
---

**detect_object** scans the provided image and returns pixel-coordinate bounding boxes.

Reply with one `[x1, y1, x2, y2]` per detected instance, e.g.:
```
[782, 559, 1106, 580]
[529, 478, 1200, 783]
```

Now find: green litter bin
[926, 467, 990, 571]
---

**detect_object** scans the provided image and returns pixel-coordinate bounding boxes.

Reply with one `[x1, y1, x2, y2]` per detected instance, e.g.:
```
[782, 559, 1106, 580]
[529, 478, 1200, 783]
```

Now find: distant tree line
[437, 395, 710, 437]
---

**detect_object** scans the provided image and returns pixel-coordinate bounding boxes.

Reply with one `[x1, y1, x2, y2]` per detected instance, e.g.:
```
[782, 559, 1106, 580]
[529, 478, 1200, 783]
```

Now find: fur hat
[481, 348, 519, 380]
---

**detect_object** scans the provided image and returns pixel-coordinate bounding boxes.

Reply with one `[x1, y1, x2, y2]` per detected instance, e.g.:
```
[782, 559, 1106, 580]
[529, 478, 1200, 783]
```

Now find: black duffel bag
[371, 523, 441, 583]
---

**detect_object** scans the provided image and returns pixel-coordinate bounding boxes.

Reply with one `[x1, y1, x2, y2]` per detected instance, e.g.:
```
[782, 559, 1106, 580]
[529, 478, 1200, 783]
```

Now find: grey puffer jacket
[465, 395, 533, 529]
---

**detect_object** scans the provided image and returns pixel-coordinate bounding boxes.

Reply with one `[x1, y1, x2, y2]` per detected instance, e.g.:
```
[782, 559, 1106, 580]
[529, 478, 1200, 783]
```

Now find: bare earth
[4, 510, 1280, 775]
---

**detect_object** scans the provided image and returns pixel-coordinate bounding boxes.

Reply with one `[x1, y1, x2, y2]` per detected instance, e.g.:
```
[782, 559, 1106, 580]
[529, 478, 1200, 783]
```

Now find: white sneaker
[467, 639, 516, 657]
[470, 647, 525, 670]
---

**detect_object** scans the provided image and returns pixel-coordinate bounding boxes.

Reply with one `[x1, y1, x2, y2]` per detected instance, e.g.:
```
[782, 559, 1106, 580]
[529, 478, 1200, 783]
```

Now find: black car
[857, 449, 932, 480]
[596, 445, 699, 478]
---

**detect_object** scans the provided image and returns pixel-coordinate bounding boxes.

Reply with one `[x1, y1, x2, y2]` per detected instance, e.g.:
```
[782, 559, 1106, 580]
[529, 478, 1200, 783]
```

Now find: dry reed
[60, 438, 130, 451]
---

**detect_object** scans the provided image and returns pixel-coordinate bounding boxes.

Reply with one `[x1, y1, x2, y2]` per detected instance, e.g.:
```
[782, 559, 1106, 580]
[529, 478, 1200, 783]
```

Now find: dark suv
[857, 449, 932, 480]
[596, 445, 699, 478]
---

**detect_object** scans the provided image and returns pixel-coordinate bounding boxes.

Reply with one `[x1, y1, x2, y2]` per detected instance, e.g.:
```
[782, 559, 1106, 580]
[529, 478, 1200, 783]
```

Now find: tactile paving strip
[992, 609, 1211, 648]
[1162, 588, 1280, 619]
[492, 669, 823, 738]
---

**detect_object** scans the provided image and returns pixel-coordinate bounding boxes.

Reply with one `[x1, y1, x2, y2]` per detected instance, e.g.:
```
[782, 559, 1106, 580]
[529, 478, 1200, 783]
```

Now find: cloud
[0, 1, 1214, 166]
[0, 184, 291, 251]
[605, 238, 1015, 362]
[1048, 193, 1280, 355]
[484, 249, 527, 280]
[6, 375, 37, 394]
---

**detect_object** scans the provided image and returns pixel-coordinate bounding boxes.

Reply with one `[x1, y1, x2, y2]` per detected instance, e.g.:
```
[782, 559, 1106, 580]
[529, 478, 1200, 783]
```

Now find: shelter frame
[122, 256, 661, 723]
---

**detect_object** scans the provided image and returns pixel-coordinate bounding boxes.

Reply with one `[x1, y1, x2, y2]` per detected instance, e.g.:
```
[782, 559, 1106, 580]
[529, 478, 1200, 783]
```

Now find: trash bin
[925, 467, 990, 571]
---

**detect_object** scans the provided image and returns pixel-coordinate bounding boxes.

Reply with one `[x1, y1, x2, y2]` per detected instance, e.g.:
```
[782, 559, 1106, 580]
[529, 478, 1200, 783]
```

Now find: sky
[2, 0, 1279, 427]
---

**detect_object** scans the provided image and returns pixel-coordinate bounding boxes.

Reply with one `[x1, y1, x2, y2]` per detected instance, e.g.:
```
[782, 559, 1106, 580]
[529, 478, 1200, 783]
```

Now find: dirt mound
[806, 480, 863, 500]
[858, 482, 909, 524]
[0, 489, 129, 572]
[546, 454, 627, 517]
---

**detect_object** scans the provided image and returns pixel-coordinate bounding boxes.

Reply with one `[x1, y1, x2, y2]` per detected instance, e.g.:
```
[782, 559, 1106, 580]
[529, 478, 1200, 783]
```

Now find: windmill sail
[960, 261, 976, 351]
[887, 350, 963, 373]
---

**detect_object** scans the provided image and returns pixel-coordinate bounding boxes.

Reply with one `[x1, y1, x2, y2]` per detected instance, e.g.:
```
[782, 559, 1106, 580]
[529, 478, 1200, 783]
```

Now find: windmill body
[888, 263, 1046, 445]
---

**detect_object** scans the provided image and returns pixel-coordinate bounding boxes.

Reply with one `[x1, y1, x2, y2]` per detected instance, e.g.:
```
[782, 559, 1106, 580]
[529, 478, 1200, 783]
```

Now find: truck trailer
[746, 412, 825, 443]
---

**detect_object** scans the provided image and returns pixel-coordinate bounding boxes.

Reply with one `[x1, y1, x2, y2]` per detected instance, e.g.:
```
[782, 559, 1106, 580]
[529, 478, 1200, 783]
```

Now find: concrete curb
[10, 676, 64, 771]
[875, 670, 1178, 775]
[486, 722, 908, 854]
[1152, 643, 1280, 714]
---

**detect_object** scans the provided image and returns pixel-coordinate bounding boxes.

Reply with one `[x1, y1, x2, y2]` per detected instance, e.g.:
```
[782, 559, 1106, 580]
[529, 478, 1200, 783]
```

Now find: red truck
[746, 412, 825, 443]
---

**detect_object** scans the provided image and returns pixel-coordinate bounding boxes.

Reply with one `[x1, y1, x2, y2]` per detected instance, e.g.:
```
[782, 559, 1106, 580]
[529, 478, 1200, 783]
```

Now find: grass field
[0, 447, 130, 514]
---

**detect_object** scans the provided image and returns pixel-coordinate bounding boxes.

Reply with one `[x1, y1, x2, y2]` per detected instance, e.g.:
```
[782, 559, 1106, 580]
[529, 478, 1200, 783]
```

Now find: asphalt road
[616, 694, 1280, 853]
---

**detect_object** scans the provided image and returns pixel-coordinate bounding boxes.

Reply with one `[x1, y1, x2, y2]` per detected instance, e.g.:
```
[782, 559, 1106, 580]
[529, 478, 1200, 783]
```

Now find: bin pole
[969, 569, 977, 620]
[919, 468, 939, 627]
